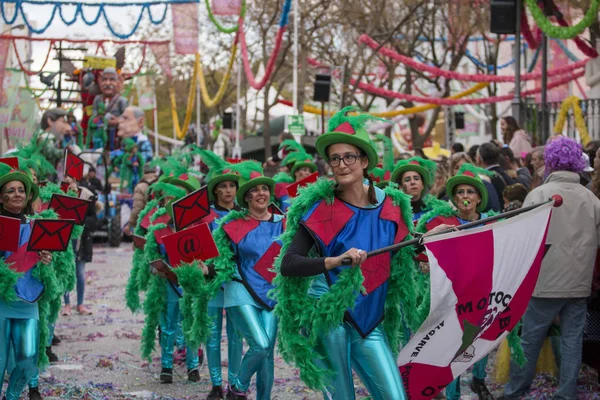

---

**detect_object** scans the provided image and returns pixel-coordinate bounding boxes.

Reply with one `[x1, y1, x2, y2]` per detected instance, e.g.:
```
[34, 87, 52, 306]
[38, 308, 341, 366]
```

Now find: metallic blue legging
[0, 318, 39, 400]
[160, 299, 199, 370]
[314, 322, 406, 400]
[444, 355, 489, 400]
[227, 305, 277, 400]
[207, 306, 243, 387]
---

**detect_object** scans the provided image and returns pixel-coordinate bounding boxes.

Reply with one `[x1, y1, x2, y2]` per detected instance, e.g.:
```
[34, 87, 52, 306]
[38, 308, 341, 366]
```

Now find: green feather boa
[39, 182, 78, 204]
[271, 178, 426, 390]
[125, 199, 159, 313]
[0, 259, 21, 302]
[273, 172, 294, 184]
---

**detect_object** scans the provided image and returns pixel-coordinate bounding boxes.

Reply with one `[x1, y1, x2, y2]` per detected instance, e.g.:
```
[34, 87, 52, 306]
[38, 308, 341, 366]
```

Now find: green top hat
[445, 163, 489, 212]
[0, 163, 37, 203]
[369, 166, 392, 189]
[193, 148, 241, 201]
[315, 106, 383, 171]
[234, 160, 275, 209]
[283, 151, 317, 179]
[391, 157, 437, 189]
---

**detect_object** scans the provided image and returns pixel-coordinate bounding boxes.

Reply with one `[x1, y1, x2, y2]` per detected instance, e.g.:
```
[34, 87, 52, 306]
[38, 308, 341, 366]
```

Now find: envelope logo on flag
[268, 202, 284, 216]
[172, 186, 211, 231]
[48, 194, 91, 225]
[0, 215, 21, 253]
[6, 243, 40, 273]
[287, 172, 319, 198]
[27, 219, 76, 252]
[64, 151, 84, 181]
[163, 223, 219, 267]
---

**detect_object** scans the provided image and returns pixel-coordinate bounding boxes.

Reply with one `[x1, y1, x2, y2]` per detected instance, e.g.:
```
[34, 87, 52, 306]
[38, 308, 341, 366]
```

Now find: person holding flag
[274, 107, 422, 399]
[197, 160, 285, 400]
[274, 150, 318, 212]
[0, 164, 53, 400]
[415, 163, 497, 400]
[192, 149, 244, 400]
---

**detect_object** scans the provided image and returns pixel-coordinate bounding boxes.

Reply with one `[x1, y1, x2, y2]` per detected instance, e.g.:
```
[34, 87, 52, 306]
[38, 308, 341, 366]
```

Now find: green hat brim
[290, 162, 317, 178]
[236, 177, 275, 209]
[0, 171, 36, 202]
[375, 180, 390, 189]
[391, 164, 431, 188]
[167, 178, 198, 194]
[207, 174, 240, 201]
[446, 175, 488, 212]
[315, 131, 378, 171]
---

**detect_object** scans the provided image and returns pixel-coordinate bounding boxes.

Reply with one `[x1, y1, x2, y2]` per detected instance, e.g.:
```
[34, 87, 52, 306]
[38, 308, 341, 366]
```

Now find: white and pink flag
[398, 203, 553, 399]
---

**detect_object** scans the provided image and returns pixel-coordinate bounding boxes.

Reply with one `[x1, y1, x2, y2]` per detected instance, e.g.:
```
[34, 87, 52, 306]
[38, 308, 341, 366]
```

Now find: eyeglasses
[328, 153, 363, 167]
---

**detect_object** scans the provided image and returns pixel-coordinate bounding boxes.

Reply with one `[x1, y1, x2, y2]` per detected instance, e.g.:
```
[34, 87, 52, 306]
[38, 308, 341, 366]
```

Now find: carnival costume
[274, 150, 317, 212]
[195, 149, 244, 398]
[273, 108, 425, 400]
[119, 138, 145, 194]
[415, 163, 499, 400]
[368, 134, 395, 189]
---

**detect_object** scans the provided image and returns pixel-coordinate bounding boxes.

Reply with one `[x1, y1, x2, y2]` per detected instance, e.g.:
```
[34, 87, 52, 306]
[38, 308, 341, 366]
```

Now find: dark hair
[467, 145, 479, 162]
[88, 167, 96, 173]
[585, 140, 600, 162]
[452, 143, 464, 153]
[41, 108, 67, 130]
[0, 180, 34, 216]
[501, 116, 520, 143]
[503, 183, 528, 203]
[477, 143, 500, 166]
[499, 146, 516, 163]
[279, 132, 295, 142]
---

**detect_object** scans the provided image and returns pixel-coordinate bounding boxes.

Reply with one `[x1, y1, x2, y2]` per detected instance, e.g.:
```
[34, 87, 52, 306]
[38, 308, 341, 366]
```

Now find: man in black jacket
[477, 142, 514, 201]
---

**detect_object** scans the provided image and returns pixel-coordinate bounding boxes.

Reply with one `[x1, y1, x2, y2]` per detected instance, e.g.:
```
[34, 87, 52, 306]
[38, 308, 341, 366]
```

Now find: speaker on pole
[490, 0, 517, 34]
[223, 112, 233, 130]
[455, 112, 465, 130]
[313, 73, 331, 103]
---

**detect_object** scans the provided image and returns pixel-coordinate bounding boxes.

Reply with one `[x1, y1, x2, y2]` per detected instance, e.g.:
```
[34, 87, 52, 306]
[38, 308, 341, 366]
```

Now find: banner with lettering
[0, 39, 10, 95]
[5, 88, 37, 145]
[211, 0, 242, 16]
[398, 203, 552, 399]
[136, 75, 156, 111]
[0, 70, 21, 127]
[172, 2, 199, 55]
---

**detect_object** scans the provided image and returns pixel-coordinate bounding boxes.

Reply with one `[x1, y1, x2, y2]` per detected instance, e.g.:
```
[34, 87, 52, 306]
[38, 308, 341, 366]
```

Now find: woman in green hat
[415, 163, 496, 400]
[0, 164, 53, 400]
[275, 107, 421, 399]
[392, 157, 447, 225]
[192, 149, 244, 400]
[275, 150, 318, 212]
[200, 160, 285, 400]
[138, 163, 203, 384]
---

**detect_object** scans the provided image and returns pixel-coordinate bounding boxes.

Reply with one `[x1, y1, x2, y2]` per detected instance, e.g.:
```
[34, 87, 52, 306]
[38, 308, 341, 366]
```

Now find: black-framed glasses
[328, 153, 363, 167]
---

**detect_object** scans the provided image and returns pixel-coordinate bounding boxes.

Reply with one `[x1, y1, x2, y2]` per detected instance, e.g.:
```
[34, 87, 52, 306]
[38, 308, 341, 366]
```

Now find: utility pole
[57, 41, 62, 107]
[511, 0, 523, 126]
[540, 0, 551, 143]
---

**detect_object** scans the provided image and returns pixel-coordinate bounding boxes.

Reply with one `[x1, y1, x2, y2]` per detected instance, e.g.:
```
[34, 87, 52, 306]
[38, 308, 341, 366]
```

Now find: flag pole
[341, 196, 562, 266]
[292, 0, 298, 115]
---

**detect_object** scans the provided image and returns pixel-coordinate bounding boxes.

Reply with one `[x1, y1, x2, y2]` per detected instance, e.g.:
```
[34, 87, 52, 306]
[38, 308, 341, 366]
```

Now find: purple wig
[544, 137, 586, 173]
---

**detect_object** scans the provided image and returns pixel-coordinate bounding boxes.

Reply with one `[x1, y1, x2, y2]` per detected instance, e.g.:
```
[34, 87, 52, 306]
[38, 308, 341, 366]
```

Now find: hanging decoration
[11, 39, 53, 76]
[0, 0, 185, 38]
[277, 83, 490, 117]
[205, 0, 246, 33]
[172, 2, 199, 55]
[150, 42, 172, 78]
[553, 96, 592, 145]
[525, 0, 599, 40]
[360, 34, 588, 83]
[237, 0, 291, 90]
[197, 43, 238, 108]
[170, 58, 198, 140]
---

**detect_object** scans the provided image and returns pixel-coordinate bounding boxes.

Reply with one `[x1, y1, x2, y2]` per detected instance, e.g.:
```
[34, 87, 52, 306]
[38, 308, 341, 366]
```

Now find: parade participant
[196, 160, 285, 400]
[0, 164, 53, 400]
[141, 168, 202, 384]
[449, 152, 501, 212]
[275, 150, 318, 212]
[117, 106, 153, 163]
[194, 150, 244, 400]
[92, 67, 128, 151]
[123, 164, 157, 236]
[275, 107, 421, 400]
[119, 138, 145, 194]
[415, 163, 496, 400]
[264, 134, 302, 169]
[35, 108, 72, 172]
[391, 157, 446, 224]
[368, 134, 395, 189]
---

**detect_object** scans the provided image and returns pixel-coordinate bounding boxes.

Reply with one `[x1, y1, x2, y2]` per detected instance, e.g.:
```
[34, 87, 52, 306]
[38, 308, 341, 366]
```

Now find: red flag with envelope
[48, 194, 91, 225]
[286, 172, 318, 198]
[0, 215, 21, 253]
[397, 203, 553, 399]
[64, 151, 84, 181]
[27, 219, 76, 252]
[171, 186, 211, 231]
[162, 222, 219, 267]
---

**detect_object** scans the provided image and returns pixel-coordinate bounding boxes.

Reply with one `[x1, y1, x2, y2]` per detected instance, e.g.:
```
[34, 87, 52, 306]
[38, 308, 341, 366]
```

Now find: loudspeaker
[455, 112, 465, 130]
[223, 112, 233, 129]
[490, 0, 517, 34]
[313, 74, 331, 103]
